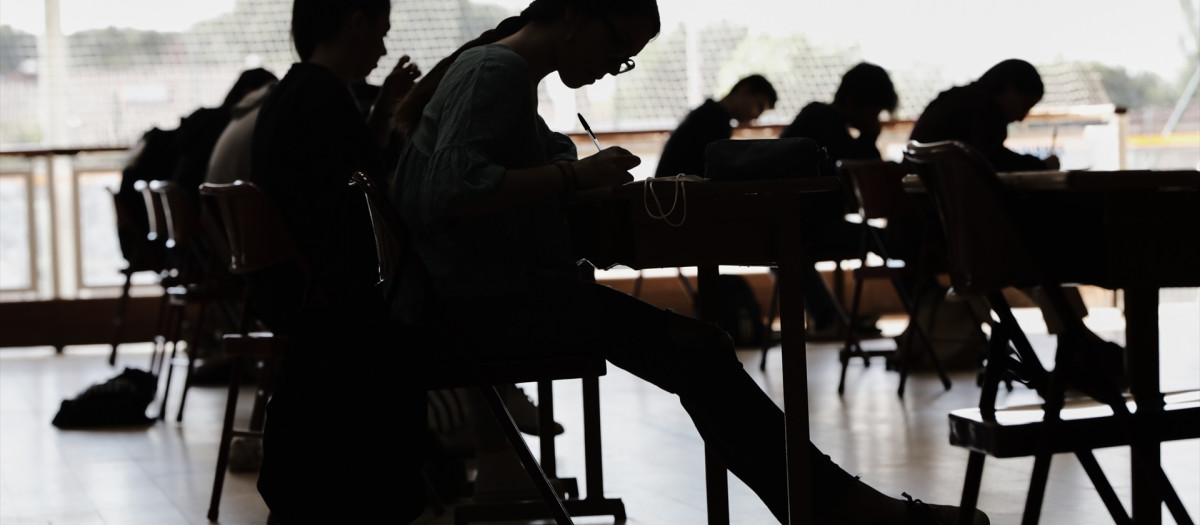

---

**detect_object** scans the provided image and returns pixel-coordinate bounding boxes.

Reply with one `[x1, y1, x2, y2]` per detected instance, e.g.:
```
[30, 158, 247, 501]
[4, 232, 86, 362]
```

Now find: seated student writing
[654, 73, 777, 178]
[910, 58, 1059, 172]
[779, 62, 904, 339]
[389, 1, 988, 523]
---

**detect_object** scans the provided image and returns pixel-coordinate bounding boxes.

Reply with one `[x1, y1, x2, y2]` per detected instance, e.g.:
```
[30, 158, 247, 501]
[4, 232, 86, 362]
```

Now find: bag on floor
[51, 367, 157, 429]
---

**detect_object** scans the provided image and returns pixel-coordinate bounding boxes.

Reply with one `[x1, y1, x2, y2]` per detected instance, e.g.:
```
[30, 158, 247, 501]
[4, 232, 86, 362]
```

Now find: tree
[0, 25, 37, 75]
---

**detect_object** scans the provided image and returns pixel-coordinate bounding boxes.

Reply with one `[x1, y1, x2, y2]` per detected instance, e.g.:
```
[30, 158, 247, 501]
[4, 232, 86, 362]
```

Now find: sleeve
[545, 127, 579, 163]
[418, 52, 535, 221]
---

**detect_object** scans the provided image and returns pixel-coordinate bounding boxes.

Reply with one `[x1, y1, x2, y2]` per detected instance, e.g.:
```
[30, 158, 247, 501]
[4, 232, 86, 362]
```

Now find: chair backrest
[347, 171, 408, 285]
[198, 181, 310, 279]
[836, 159, 909, 221]
[137, 180, 169, 246]
[109, 185, 164, 272]
[902, 140, 1038, 295]
[149, 179, 197, 249]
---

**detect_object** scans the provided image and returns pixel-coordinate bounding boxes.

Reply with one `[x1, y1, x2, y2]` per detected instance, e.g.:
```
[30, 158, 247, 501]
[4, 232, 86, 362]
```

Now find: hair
[728, 74, 778, 108]
[221, 68, 279, 112]
[290, 0, 391, 62]
[975, 58, 1044, 98]
[832, 62, 898, 114]
[394, 0, 661, 139]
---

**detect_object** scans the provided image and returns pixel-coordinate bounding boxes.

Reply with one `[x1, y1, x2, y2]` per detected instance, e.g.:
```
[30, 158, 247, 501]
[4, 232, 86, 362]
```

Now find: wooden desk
[905, 168, 1200, 524]
[572, 177, 842, 525]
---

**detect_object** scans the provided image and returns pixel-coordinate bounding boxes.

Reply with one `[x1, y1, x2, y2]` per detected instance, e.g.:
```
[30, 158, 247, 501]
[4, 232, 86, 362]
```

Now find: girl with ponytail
[390, 1, 988, 523]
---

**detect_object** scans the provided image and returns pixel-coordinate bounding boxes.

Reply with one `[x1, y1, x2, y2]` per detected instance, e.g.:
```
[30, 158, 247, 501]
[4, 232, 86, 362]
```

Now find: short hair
[291, 0, 391, 62]
[729, 74, 778, 108]
[976, 58, 1044, 98]
[833, 62, 898, 113]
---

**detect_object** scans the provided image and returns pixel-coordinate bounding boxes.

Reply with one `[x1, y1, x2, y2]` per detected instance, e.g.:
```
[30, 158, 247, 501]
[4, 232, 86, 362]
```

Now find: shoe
[504, 386, 565, 437]
[900, 492, 990, 525]
[227, 436, 263, 472]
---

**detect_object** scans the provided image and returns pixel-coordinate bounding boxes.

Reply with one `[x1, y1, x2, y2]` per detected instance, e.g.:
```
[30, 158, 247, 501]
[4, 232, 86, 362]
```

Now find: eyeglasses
[599, 16, 636, 75]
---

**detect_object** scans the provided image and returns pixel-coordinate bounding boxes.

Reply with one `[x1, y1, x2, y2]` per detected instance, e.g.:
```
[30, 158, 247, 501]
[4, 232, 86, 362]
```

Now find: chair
[147, 179, 242, 422]
[348, 171, 626, 525]
[198, 180, 297, 523]
[757, 186, 876, 371]
[904, 140, 1197, 525]
[107, 185, 167, 366]
[835, 159, 952, 396]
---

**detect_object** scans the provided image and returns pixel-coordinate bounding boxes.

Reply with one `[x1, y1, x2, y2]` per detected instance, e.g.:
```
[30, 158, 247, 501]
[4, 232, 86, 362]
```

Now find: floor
[1, 300, 1197, 525]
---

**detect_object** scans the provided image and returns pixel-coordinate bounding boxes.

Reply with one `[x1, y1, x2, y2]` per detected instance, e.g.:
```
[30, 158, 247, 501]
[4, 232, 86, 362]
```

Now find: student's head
[521, 0, 661, 88]
[976, 58, 1044, 123]
[721, 74, 777, 126]
[832, 62, 897, 128]
[291, 0, 391, 78]
[221, 68, 278, 112]
[395, 0, 661, 139]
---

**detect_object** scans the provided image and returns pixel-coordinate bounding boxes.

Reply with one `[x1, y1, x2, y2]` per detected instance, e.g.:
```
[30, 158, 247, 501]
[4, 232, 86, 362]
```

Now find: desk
[905, 168, 1200, 524]
[572, 177, 842, 525]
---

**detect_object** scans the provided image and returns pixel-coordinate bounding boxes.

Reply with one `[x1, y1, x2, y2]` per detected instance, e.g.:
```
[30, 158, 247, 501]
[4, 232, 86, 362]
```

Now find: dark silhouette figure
[910, 58, 1060, 172]
[391, 2, 987, 524]
[654, 73, 777, 178]
[172, 68, 278, 205]
[779, 62, 900, 338]
[246, 1, 426, 523]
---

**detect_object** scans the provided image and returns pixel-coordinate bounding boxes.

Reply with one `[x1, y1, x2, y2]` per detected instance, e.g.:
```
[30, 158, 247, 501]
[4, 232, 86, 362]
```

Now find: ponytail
[394, 16, 527, 140]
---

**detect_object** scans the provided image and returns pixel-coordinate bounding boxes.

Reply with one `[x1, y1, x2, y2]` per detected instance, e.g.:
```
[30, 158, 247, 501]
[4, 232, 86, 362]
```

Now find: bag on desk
[704, 137, 827, 181]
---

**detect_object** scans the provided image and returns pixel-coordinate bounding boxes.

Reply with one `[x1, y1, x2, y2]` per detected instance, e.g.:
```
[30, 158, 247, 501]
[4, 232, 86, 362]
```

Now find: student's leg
[454, 278, 858, 522]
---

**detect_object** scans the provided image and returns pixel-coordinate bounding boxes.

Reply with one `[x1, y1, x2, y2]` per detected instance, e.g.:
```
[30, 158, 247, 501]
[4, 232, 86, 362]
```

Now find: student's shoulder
[457, 44, 527, 73]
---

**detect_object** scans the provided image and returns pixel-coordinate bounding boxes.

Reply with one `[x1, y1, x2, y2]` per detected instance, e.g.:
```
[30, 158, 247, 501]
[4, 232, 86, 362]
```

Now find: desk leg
[779, 256, 814, 524]
[1125, 288, 1162, 525]
[697, 265, 731, 525]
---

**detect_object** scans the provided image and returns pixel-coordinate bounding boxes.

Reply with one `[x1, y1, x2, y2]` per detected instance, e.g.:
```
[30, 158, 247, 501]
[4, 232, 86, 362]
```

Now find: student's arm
[366, 55, 421, 150]
[444, 147, 638, 216]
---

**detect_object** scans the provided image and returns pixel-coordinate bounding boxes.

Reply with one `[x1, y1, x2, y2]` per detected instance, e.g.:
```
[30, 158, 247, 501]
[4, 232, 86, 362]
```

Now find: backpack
[51, 367, 158, 429]
[116, 126, 181, 260]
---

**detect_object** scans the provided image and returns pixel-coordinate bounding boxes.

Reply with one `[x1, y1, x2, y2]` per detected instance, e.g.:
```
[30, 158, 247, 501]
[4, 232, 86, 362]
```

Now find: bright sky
[1, 0, 1195, 80]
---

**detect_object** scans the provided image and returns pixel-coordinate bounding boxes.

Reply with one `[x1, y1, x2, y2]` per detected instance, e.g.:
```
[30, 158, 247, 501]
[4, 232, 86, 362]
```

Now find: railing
[4, 108, 1183, 303]
[0, 146, 144, 302]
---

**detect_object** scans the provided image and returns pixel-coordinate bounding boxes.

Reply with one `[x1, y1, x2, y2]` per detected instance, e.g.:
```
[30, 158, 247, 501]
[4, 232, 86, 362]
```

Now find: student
[910, 58, 1060, 171]
[782, 62, 895, 165]
[390, 1, 987, 523]
[654, 73, 777, 178]
[779, 62, 901, 339]
[173, 68, 279, 205]
[246, 0, 426, 522]
[910, 58, 1123, 382]
[204, 78, 277, 186]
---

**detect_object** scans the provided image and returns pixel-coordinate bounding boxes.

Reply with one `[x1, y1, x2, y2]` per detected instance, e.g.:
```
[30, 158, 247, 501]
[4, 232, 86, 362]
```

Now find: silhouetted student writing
[910, 58, 1060, 171]
[390, 1, 988, 523]
[654, 73, 777, 178]
[247, 0, 426, 522]
[779, 62, 901, 339]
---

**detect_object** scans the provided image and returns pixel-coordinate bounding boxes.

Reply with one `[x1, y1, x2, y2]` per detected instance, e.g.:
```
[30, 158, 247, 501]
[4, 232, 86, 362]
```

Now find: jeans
[452, 276, 858, 523]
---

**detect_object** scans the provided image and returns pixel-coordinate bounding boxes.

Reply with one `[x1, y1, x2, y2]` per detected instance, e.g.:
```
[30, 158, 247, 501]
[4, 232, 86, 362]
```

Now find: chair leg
[207, 355, 243, 522]
[1074, 450, 1132, 524]
[176, 298, 210, 422]
[759, 276, 779, 372]
[110, 269, 134, 366]
[839, 269, 867, 395]
[476, 384, 573, 525]
[156, 300, 186, 421]
[958, 451, 986, 525]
